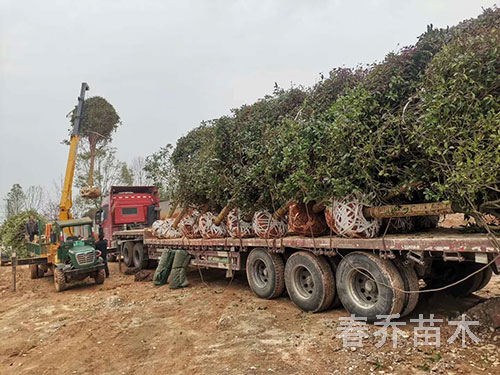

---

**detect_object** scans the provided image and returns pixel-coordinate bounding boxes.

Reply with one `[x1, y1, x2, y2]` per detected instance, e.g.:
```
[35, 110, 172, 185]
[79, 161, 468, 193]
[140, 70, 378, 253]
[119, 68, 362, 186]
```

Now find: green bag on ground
[169, 250, 191, 289]
[153, 249, 175, 286]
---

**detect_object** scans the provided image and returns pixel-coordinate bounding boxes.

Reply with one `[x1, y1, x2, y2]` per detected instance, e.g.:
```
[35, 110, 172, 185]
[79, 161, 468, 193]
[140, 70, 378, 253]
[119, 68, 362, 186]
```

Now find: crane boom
[59, 83, 89, 224]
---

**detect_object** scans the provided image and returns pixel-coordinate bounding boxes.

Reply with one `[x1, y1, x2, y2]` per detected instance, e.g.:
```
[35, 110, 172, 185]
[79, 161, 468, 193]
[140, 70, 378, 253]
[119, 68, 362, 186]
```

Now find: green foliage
[412, 9, 500, 212]
[4, 184, 26, 219]
[144, 145, 179, 201]
[146, 8, 500, 218]
[0, 210, 45, 258]
[120, 164, 134, 186]
[71, 96, 121, 144]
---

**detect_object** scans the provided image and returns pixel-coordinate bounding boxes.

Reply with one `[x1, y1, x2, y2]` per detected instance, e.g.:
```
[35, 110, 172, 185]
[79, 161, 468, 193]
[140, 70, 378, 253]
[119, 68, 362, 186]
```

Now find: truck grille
[76, 251, 95, 266]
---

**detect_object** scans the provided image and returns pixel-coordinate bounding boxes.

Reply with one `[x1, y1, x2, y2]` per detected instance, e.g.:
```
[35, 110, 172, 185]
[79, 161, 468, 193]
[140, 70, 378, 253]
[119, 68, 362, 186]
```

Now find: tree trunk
[214, 201, 234, 226]
[363, 201, 456, 219]
[312, 200, 326, 214]
[88, 140, 97, 187]
[272, 200, 294, 220]
[172, 206, 188, 229]
[167, 201, 178, 218]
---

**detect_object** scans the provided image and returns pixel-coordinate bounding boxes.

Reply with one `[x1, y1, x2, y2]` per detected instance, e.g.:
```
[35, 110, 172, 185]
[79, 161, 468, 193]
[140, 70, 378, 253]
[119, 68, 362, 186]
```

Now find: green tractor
[28, 218, 106, 292]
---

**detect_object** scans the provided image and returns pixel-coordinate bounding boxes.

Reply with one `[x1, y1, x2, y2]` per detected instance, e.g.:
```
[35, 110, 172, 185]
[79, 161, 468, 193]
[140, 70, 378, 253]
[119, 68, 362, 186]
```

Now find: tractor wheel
[94, 269, 105, 284]
[393, 259, 420, 317]
[133, 243, 148, 269]
[246, 248, 285, 299]
[285, 251, 335, 313]
[54, 268, 67, 292]
[336, 252, 404, 322]
[326, 256, 342, 308]
[30, 264, 39, 279]
[122, 242, 134, 267]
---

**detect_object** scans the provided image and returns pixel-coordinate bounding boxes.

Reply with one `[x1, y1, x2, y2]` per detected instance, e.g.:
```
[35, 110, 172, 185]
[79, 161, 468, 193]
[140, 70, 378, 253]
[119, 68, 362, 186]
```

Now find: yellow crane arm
[58, 83, 89, 234]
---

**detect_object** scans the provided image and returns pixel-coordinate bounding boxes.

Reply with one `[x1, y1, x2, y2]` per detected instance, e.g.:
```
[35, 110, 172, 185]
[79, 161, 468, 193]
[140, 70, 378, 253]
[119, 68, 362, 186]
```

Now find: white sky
[0, 0, 496, 218]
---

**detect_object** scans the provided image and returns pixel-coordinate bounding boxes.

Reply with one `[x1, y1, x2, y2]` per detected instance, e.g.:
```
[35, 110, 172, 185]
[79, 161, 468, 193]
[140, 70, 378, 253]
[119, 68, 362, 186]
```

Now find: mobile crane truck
[21, 82, 106, 291]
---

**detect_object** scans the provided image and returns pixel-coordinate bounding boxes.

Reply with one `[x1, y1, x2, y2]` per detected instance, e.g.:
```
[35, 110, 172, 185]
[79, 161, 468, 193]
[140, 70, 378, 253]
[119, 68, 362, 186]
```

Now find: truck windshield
[122, 207, 138, 215]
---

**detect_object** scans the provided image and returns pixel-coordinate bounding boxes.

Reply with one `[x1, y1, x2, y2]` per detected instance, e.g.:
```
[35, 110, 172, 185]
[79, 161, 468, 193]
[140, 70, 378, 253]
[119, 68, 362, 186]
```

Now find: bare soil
[0, 263, 499, 375]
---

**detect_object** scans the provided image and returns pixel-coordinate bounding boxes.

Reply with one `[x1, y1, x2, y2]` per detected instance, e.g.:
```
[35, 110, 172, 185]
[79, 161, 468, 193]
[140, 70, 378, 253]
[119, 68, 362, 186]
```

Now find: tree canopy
[147, 8, 500, 219]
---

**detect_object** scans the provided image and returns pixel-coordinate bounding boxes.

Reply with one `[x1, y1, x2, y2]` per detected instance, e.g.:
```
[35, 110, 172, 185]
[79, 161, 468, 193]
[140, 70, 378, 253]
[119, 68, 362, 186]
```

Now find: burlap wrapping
[288, 202, 328, 237]
[324, 196, 380, 238]
[226, 208, 254, 238]
[179, 209, 202, 239]
[199, 212, 228, 239]
[252, 211, 288, 239]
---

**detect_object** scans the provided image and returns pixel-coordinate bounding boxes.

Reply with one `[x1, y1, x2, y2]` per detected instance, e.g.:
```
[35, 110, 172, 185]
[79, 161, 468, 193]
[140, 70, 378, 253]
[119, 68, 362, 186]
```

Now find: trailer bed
[133, 229, 498, 253]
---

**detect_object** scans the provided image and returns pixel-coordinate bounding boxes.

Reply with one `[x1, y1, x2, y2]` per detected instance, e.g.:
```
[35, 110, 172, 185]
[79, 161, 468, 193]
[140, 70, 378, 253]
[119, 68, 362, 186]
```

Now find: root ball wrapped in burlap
[226, 208, 254, 238]
[156, 218, 182, 239]
[324, 196, 381, 238]
[179, 209, 202, 239]
[252, 211, 288, 239]
[199, 212, 228, 239]
[288, 202, 328, 237]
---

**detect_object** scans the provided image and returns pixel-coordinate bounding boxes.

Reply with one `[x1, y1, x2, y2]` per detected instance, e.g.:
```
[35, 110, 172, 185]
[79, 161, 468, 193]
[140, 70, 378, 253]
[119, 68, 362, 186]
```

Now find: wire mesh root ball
[179, 209, 202, 239]
[199, 212, 228, 239]
[226, 208, 254, 238]
[324, 196, 381, 238]
[156, 218, 182, 239]
[252, 211, 288, 239]
[288, 202, 328, 237]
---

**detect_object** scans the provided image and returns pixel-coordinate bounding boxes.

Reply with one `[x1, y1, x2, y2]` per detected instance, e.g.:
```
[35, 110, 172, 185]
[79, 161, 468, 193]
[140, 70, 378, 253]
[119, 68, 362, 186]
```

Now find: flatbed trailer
[114, 228, 500, 321]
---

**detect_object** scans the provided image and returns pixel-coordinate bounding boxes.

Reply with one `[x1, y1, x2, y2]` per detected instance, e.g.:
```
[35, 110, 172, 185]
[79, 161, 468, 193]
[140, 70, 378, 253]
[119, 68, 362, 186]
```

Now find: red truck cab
[96, 186, 160, 250]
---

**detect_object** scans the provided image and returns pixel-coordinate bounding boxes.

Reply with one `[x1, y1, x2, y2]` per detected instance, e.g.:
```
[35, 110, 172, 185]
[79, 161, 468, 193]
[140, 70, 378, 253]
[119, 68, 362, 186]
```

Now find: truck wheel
[30, 264, 39, 279]
[285, 251, 335, 313]
[133, 243, 148, 269]
[336, 252, 404, 322]
[393, 259, 419, 317]
[94, 269, 105, 284]
[447, 263, 484, 297]
[326, 256, 342, 308]
[54, 268, 67, 292]
[122, 242, 134, 267]
[475, 266, 493, 292]
[246, 248, 285, 299]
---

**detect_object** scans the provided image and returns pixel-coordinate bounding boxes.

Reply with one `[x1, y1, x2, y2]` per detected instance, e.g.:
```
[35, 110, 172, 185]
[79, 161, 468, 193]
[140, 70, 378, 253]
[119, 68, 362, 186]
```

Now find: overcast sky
[0, 0, 496, 219]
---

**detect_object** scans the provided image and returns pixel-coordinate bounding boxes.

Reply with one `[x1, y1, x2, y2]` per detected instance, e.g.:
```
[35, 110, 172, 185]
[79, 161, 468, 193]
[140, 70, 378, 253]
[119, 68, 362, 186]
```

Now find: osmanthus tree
[272, 68, 366, 205]
[170, 123, 225, 211]
[70, 96, 121, 191]
[313, 24, 452, 206]
[411, 7, 500, 216]
[215, 86, 307, 215]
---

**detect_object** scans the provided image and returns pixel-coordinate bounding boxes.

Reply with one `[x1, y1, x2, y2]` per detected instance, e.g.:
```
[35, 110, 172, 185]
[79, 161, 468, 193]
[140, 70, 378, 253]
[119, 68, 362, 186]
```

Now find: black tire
[246, 248, 285, 299]
[132, 242, 148, 269]
[54, 268, 67, 292]
[336, 252, 404, 322]
[285, 251, 335, 313]
[475, 266, 493, 292]
[122, 242, 134, 267]
[95, 269, 105, 284]
[448, 263, 484, 297]
[393, 259, 419, 317]
[30, 264, 39, 279]
[326, 256, 342, 308]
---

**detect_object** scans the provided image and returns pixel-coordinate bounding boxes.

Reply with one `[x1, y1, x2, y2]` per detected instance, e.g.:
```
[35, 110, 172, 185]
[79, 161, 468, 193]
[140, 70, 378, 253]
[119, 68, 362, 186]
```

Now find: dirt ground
[0, 263, 499, 375]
